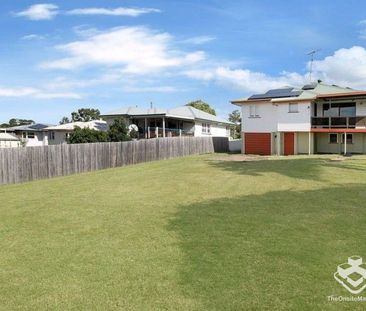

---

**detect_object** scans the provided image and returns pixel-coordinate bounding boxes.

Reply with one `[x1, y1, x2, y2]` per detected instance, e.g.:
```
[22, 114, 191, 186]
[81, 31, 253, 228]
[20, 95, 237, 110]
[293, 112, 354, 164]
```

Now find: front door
[284, 132, 295, 155]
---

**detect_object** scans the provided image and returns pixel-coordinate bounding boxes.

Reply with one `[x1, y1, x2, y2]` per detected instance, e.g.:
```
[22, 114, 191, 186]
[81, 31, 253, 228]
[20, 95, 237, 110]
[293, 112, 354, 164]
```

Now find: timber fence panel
[0, 136, 223, 185]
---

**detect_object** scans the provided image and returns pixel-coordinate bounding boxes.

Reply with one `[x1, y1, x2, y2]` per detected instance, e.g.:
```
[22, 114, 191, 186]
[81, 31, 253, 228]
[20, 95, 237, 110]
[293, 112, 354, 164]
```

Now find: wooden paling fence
[0, 136, 228, 185]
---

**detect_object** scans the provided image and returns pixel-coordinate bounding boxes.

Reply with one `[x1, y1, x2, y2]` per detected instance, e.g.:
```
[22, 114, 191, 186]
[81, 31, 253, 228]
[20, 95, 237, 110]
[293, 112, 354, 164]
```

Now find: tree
[71, 108, 101, 122]
[108, 119, 131, 142]
[186, 100, 216, 115]
[228, 110, 241, 139]
[0, 118, 34, 128]
[129, 128, 139, 139]
[67, 127, 109, 144]
[59, 116, 70, 125]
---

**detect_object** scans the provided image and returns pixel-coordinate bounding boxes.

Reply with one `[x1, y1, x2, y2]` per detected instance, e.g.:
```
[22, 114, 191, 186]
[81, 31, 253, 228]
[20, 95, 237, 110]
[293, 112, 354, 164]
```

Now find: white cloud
[66, 7, 160, 17]
[0, 86, 81, 99]
[358, 20, 366, 39]
[185, 46, 366, 93]
[184, 67, 307, 93]
[40, 27, 206, 74]
[21, 34, 45, 40]
[311, 46, 366, 89]
[182, 36, 216, 45]
[122, 86, 178, 93]
[16, 4, 59, 20]
[72, 25, 100, 37]
[14, 4, 159, 21]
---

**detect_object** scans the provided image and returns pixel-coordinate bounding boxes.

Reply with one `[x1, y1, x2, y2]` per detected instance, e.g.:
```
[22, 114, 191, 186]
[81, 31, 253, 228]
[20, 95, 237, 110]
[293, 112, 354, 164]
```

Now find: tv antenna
[307, 49, 321, 82]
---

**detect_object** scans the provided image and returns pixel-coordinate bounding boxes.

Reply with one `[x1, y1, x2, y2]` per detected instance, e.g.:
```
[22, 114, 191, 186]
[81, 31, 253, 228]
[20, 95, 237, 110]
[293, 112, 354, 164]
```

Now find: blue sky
[1, 0, 366, 124]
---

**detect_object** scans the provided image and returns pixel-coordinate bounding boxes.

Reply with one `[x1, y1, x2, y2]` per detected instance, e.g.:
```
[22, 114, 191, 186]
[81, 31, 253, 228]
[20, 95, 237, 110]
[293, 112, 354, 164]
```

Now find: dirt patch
[328, 157, 346, 162]
[209, 154, 269, 162]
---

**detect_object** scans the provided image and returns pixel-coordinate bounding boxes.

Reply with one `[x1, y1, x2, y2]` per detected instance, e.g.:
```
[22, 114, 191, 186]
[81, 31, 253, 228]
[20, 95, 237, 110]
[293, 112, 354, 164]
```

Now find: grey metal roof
[103, 106, 166, 116]
[0, 132, 20, 141]
[233, 82, 359, 104]
[46, 120, 108, 131]
[103, 105, 233, 125]
[167, 106, 233, 124]
[6, 123, 53, 132]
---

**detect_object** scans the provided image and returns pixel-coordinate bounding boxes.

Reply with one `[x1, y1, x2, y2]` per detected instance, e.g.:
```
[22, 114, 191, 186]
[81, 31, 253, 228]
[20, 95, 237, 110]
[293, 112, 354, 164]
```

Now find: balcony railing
[141, 127, 194, 139]
[311, 116, 366, 129]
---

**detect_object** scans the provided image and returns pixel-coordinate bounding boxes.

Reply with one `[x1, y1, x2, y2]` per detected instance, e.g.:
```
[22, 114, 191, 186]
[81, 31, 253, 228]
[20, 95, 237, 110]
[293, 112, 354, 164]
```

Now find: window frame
[249, 104, 260, 118]
[341, 133, 353, 144]
[329, 133, 338, 144]
[49, 131, 55, 140]
[201, 123, 211, 134]
[289, 103, 299, 113]
[323, 102, 356, 117]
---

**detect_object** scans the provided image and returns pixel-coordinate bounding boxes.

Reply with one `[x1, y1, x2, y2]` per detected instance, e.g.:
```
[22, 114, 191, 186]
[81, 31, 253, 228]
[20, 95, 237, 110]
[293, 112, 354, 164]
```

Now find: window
[323, 103, 356, 117]
[22, 132, 27, 139]
[49, 132, 55, 140]
[202, 123, 211, 134]
[289, 103, 299, 113]
[329, 133, 338, 144]
[65, 132, 71, 140]
[341, 133, 353, 144]
[313, 103, 318, 117]
[249, 105, 259, 117]
[27, 132, 35, 139]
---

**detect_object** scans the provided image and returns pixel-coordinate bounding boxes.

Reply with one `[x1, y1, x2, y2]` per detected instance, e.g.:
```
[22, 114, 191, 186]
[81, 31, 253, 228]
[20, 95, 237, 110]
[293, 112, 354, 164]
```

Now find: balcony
[311, 116, 366, 129]
[143, 127, 194, 139]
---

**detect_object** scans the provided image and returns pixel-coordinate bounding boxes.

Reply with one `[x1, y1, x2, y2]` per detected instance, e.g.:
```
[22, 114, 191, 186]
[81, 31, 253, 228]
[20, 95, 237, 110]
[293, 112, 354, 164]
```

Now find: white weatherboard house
[232, 82, 366, 155]
[4, 121, 107, 147]
[101, 105, 232, 138]
[0, 132, 21, 148]
[4, 123, 52, 147]
[45, 120, 108, 145]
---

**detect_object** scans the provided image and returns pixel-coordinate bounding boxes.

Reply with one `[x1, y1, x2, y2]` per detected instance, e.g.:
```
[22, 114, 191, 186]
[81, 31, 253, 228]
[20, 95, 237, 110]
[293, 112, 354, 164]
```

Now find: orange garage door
[244, 133, 271, 155]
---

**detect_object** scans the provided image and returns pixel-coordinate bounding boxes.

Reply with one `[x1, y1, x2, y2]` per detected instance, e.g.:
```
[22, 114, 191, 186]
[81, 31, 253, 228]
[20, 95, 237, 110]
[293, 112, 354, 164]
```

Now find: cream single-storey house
[45, 120, 108, 145]
[232, 82, 366, 155]
[0, 132, 21, 148]
[4, 123, 51, 147]
[101, 105, 232, 138]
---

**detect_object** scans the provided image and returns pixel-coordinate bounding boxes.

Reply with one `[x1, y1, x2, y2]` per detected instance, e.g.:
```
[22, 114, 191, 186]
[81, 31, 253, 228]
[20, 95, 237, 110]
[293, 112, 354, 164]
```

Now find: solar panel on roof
[29, 124, 48, 130]
[249, 87, 302, 100]
[302, 83, 317, 90]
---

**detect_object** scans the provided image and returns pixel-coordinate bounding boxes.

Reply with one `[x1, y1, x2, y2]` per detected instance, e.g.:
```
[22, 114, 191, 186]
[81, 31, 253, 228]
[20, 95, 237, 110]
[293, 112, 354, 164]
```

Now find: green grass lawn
[1, 154, 366, 310]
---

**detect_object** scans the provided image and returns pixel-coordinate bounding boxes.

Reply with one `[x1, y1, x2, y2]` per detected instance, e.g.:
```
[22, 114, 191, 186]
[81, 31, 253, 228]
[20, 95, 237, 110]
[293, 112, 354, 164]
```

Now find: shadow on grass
[207, 158, 330, 181]
[168, 184, 366, 310]
[323, 160, 366, 173]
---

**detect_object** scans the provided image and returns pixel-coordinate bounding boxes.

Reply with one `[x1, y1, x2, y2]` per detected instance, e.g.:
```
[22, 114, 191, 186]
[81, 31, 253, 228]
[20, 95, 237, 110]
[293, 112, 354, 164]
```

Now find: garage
[244, 133, 271, 155]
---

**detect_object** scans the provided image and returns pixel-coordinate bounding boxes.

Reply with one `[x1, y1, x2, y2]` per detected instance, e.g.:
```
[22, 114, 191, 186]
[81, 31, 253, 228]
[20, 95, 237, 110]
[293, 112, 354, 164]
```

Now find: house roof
[5, 123, 53, 132]
[102, 106, 166, 116]
[102, 105, 233, 125]
[46, 120, 108, 131]
[0, 132, 20, 141]
[231, 82, 361, 105]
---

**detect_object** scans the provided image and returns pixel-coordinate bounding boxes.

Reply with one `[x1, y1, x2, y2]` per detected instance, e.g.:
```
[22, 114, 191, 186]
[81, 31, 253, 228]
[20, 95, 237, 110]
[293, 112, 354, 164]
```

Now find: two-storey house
[232, 82, 366, 155]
